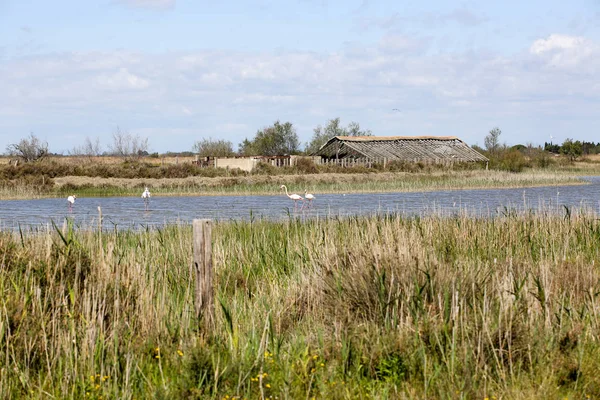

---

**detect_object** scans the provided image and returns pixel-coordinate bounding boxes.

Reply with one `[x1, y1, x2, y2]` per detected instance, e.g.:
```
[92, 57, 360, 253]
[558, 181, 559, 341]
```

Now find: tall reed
[2, 210, 600, 398]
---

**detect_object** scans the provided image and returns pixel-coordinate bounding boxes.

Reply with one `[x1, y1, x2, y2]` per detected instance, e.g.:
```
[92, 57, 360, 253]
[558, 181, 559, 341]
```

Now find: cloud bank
[0, 34, 598, 152]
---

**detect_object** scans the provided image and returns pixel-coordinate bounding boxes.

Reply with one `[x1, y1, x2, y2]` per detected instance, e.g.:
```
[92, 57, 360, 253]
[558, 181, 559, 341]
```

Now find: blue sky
[1, 0, 599, 153]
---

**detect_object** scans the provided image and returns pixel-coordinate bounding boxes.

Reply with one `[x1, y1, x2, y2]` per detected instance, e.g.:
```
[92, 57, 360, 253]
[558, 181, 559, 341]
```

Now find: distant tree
[471, 143, 485, 153]
[108, 127, 149, 159]
[239, 121, 300, 156]
[192, 138, 235, 157]
[305, 118, 372, 154]
[561, 138, 583, 161]
[582, 141, 600, 155]
[484, 127, 502, 154]
[69, 136, 102, 158]
[346, 121, 372, 137]
[544, 142, 560, 154]
[6, 133, 49, 162]
[305, 126, 331, 155]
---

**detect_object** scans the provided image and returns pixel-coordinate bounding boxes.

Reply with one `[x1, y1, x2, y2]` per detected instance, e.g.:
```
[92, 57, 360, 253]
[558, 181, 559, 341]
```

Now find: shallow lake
[2, 177, 600, 231]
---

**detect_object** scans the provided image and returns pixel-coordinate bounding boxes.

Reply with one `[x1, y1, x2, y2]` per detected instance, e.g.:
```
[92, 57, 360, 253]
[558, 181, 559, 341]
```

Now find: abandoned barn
[313, 136, 488, 165]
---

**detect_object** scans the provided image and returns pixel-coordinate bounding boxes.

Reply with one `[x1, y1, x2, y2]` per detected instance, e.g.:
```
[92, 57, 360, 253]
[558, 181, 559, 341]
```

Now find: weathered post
[193, 219, 214, 328]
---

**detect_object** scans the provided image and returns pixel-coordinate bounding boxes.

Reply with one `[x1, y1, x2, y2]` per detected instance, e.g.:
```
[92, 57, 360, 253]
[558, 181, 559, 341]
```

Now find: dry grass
[0, 153, 596, 200]
[48, 169, 586, 197]
[2, 210, 600, 398]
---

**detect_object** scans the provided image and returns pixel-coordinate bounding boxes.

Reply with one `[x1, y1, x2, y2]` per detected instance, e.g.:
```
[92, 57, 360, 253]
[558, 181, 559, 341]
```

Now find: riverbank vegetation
[0, 168, 588, 200]
[1, 151, 599, 200]
[2, 211, 600, 398]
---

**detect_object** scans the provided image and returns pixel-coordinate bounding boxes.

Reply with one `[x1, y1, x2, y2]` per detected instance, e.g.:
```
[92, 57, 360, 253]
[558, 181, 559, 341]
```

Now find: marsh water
[2, 177, 600, 231]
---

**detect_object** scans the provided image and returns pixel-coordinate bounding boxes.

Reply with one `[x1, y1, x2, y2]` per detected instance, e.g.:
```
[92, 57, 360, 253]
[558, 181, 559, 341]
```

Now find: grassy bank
[2, 212, 600, 398]
[0, 169, 588, 200]
[3, 152, 600, 200]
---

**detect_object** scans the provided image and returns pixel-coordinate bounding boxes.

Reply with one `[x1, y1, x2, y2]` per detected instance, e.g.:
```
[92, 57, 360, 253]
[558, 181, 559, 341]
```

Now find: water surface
[2, 177, 600, 231]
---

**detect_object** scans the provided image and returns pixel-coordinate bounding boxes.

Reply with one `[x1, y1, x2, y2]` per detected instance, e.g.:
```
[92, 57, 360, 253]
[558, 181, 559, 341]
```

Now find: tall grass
[48, 170, 586, 199]
[2, 211, 600, 398]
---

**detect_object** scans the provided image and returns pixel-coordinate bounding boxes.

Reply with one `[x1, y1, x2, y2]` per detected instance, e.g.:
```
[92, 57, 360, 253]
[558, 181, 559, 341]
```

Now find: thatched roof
[313, 136, 488, 163]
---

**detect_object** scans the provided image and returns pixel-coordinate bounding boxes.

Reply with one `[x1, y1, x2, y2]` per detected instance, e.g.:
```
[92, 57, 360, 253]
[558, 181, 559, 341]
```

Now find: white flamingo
[280, 185, 304, 210]
[303, 190, 315, 209]
[67, 195, 77, 211]
[141, 187, 151, 210]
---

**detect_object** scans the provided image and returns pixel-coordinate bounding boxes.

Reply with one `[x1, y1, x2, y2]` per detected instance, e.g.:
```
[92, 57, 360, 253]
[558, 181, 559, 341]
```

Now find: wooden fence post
[193, 219, 214, 328]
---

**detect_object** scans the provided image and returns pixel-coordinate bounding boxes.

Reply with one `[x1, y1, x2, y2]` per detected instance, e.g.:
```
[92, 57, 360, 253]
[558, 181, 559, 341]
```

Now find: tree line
[7, 123, 595, 165]
[194, 117, 372, 158]
[544, 140, 600, 159]
[478, 127, 594, 162]
[5, 118, 371, 163]
[5, 128, 151, 163]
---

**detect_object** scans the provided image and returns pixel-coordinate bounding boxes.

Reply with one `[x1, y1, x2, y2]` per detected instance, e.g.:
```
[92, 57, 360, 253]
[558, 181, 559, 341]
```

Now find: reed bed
[44, 170, 586, 199]
[2, 211, 600, 399]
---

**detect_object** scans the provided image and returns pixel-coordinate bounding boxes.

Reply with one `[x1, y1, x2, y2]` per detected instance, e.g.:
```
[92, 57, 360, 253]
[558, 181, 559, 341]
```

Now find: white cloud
[440, 8, 488, 26]
[358, 8, 487, 31]
[116, 0, 175, 10]
[216, 123, 249, 132]
[530, 34, 598, 68]
[378, 34, 428, 54]
[233, 93, 297, 105]
[530, 34, 588, 54]
[1, 33, 600, 150]
[96, 68, 150, 91]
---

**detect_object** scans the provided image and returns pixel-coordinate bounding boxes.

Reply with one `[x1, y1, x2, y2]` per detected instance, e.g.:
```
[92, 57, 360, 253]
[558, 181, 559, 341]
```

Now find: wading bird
[67, 195, 77, 211]
[303, 190, 315, 209]
[141, 187, 151, 210]
[280, 185, 304, 210]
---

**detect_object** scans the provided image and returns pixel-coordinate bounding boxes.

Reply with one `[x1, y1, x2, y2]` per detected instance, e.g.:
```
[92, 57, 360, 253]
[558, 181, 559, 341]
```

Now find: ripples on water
[1, 177, 600, 232]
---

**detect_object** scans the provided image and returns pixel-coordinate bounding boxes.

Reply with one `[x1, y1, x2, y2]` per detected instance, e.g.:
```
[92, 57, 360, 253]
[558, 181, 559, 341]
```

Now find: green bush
[293, 158, 319, 174]
[252, 162, 277, 175]
[490, 150, 530, 172]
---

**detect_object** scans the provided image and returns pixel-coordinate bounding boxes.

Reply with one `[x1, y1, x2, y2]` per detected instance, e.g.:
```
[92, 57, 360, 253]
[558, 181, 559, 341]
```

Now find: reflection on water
[1, 177, 600, 231]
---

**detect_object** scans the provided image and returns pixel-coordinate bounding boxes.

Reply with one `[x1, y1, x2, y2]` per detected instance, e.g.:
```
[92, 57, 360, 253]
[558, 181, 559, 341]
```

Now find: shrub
[252, 161, 277, 175]
[293, 158, 319, 174]
[490, 150, 530, 172]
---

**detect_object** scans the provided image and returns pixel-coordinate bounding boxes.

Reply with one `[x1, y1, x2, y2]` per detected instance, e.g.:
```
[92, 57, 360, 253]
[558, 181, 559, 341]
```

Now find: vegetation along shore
[0, 154, 596, 200]
[2, 211, 600, 398]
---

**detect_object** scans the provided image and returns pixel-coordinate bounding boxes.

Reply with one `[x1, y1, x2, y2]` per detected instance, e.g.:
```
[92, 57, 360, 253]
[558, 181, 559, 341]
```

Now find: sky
[1, 0, 599, 154]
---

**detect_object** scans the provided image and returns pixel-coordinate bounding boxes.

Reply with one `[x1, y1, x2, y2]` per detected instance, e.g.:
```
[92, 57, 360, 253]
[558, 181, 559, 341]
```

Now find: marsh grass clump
[3, 212, 600, 398]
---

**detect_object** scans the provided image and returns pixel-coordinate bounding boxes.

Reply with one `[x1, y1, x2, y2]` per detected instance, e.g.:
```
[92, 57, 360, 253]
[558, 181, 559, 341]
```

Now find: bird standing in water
[141, 187, 151, 210]
[280, 185, 304, 211]
[67, 195, 77, 212]
[303, 190, 315, 209]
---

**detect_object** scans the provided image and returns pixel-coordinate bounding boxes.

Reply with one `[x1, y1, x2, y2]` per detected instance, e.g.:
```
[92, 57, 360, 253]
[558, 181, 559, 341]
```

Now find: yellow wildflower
[266, 384, 271, 388]
[177, 350, 184, 357]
